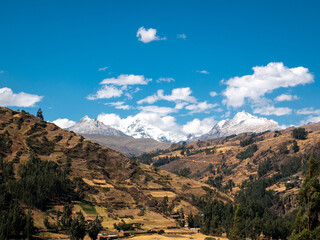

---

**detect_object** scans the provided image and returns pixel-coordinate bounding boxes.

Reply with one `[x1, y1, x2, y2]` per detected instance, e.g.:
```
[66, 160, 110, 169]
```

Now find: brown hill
[82, 134, 171, 156]
[0, 107, 229, 238]
[138, 122, 320, 214]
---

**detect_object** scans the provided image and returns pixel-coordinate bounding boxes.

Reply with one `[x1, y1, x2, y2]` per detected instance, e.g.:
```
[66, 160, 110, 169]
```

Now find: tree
[292, 140, 300, 153]
[36, 108, 44, 120]
[290, 156, 320, 239]
[87, 216, 103, 240]
[23, 210, 35, 240]
[161, 196, 169, 215]
[292, 128, 308, 140]
[69, 211, 86, 240]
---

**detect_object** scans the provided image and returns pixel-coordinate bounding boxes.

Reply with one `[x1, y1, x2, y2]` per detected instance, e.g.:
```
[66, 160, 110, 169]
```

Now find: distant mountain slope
[67, 115, 128, 136]
[82, 134, 171, 156]
[197, 111, 280, 140]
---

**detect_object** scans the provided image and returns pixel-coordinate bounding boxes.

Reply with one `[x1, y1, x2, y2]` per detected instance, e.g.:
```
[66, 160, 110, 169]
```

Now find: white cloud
[197, 70, 209, 74]
[157, 77, 175, 83]
[253, 105, 292, 116]
[185, 101, 218, 114]
[209, 91, 218, 97]
[275, 94, 299, 102]
[105, 101, 131, 110]
[0, 87, 43, 107]
[296, 107, 320, 115]
[175, 102, 188, 110]
[177, 34, 186, 39]
[100, 74, 151, 86]
[98, 66, 108, 71]
[137, 87, 197, 104]
[223, 62, 314, 108]
[138, 105, 177, 116]
[221, 111, 231, 118]
[52, 118, 76, 129]
[87, 85, 123, 100]
[182, 117, 215, 136]
[136, 27, 166, 43]
[300, 116, 320, 125]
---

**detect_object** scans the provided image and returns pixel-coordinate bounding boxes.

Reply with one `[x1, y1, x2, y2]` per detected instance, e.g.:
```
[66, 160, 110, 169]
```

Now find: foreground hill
[0, 107, 229, 239]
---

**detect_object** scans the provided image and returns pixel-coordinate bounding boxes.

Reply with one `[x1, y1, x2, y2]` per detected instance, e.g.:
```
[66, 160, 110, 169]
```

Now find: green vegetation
[292, 128, 308, 140]
[292, 140, 300, 153]
[153, 155, 180, 167]
[36, 108, 44, 120]
[240, 137, 254, 147]
[236, 144, 258, 160]
[79, 202, 97, 214]
[175, 167, 191, 177]
[26, 135, 55, 156]
[290, 156, 320, 239]
[114, 220, 141, 231]
[87, 217, 103, 240]
[0, 174, 35, 239]
[9, 155, 78, 210]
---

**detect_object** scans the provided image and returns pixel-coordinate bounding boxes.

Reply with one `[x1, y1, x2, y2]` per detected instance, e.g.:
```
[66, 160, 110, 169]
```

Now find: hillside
[0, 107, 229, 239]
[82, 134, 171, 156]
[137, 123, 320, 215]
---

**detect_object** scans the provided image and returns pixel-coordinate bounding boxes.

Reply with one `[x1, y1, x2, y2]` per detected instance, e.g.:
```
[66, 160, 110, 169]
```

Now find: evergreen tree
[69, 211, 86, 240]
[290, 156, 320, 239]
[87, 216, 103, 240]
[292, 140, 300, 153]
[36, 108, 44, 120]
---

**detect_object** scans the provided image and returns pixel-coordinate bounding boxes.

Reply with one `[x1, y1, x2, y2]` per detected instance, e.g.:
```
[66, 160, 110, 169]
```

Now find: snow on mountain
[113, 118, 185, 143]
[67, 116, 128, 137]
[198, 111, 280, 140]
[66, 111, 280, 143]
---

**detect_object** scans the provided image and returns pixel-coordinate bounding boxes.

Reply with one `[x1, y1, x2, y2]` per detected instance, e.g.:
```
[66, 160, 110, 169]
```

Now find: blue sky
[1, 0, 320, 136]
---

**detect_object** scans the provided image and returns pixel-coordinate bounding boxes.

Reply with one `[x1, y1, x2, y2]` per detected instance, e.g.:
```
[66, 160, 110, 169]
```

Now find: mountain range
[196, 110, 280, 140]
[64, 111, 281, 144]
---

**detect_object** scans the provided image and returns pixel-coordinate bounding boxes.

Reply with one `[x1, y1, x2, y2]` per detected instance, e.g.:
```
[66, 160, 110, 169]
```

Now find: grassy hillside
[0, 107, 229, 239]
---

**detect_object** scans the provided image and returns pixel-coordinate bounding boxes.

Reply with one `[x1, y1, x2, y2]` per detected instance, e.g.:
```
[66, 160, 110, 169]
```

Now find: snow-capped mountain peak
[67, 116, 128, 137]
[198, 111, 280, 140]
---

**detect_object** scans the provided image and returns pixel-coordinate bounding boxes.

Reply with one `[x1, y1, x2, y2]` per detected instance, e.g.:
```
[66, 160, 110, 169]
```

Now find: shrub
[292, 128, 308, 140]
[240, 137, 254, 147]
[236, 144, 258, 160]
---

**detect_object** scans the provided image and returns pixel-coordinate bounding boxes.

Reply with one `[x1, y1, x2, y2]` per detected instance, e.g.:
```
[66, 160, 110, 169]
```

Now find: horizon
[1, 0, 320, 137]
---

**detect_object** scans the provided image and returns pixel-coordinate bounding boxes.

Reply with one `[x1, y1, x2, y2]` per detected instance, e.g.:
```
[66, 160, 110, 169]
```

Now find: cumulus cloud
[300, 116, 320, 125]
[185, 101, 218, 114]
[209, 91, 218, 97]
[98, 66, 108, 71]
[97, 108, 217, 139]
[197, 70, 209, 74]
[87, 85, 123, 100]
[275, 94, 299, 102]
[137, 87, 197, 104]
[296, 107, 320, 115]
[138, 105, 177, 116]
[52, 118, 76, 129]
[182, 117, 215, 136]
[0, 87, 43, 107]
[177, 34, 186, 39]
[157, 77, 175, 83]
[223, 62, 314, 108]
[136, 27, 166, 43]
[105, 101, 131, 110]
[253, 105, 292, 116]
[100, 74, 151, 86]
